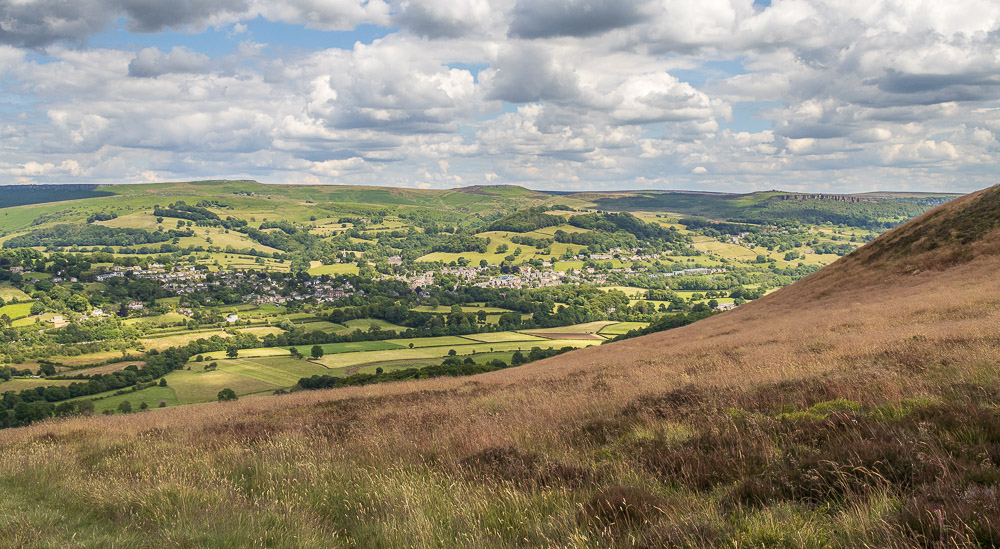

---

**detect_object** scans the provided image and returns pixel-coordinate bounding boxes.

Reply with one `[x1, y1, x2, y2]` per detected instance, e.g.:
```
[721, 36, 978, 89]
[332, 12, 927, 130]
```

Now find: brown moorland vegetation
[1, 186, 999, 547]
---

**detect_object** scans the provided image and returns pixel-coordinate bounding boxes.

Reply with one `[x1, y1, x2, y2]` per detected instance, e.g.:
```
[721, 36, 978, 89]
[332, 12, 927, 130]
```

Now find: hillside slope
[2, 186, 999, 547]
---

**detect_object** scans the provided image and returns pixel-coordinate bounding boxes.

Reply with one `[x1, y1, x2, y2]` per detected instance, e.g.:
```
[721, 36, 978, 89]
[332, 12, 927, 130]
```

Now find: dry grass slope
[1, 186, 999, 546]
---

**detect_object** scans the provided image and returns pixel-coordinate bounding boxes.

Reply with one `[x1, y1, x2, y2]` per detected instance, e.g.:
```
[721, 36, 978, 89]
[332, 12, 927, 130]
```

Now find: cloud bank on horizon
[0, 0, 997, 192]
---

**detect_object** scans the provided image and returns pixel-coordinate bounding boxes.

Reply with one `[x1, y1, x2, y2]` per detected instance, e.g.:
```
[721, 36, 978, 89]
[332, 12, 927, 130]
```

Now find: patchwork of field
[384, 336, 471, 348]
[10, 315, 633, 410]
[313, 339, 599, 370]
[522, 321, 616, 334]
[415, 229, 589, 265]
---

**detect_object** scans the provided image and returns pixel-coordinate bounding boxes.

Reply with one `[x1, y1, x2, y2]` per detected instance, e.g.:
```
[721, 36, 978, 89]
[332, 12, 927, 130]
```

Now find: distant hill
[580, 189, 960, 228]
[0, 184, 112, 208]
[0, 184, 995, 546]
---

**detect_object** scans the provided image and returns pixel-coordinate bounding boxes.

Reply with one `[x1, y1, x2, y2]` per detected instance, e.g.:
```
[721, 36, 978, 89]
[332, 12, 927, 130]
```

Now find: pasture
[313, 338, 598, 370]
[88, 386, 179, 413]
[0, 302, 34, 320]
[0, 284, 31, 301]
[384, 336, 472, 348]
[307, 262, 361, 276]
[139, 330, 231, 351]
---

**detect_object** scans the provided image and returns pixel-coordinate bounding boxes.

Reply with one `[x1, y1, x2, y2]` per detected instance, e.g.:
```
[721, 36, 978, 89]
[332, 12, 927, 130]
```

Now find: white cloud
[0, 0, 997, 192]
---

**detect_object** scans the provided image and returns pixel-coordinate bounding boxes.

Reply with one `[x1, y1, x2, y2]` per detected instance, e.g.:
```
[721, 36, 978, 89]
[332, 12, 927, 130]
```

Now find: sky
[0, 0, 997, 193]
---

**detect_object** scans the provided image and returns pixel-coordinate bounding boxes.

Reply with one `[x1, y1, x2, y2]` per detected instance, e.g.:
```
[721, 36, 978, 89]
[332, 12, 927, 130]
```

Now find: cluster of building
[473, 267, 565, 289]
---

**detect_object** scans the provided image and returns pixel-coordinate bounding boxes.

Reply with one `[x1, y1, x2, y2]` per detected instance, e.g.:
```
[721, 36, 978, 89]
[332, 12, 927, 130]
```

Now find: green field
[314, 339, 598, 370]
[307, 262, 360, 276]
[293, 341, 404, 355]
[336, 319, 406, 334]
[384, 336, 473, 348]
[0, 301, 34, 320]
[213, 356, 331, 387]
[72, 355, 336, 407]
[296, 320, 344, 333]
[89, 386, 179, 413]
[166, 369, 279, 403]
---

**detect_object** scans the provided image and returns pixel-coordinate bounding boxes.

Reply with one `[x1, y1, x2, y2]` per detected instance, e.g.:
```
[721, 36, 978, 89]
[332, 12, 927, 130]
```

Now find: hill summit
[1, 186, 999, 546]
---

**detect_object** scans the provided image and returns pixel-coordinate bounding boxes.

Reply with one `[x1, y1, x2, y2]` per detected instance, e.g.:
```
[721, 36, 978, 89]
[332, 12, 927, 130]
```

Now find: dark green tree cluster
[152, 201, 220, 222]
[3, 225, 193, 249]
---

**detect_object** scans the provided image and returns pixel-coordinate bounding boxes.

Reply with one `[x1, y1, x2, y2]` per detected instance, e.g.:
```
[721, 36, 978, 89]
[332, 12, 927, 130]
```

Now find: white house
[226, 314, 239, 323]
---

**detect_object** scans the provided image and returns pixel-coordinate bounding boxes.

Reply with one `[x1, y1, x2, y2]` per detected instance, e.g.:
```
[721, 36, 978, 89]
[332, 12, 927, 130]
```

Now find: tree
[76, 400, 95, 415]
[117, 401, 133, 414]
[447, 349, 457, 356]
[217, 388, 238, 402]
[159, 378, 167, 387]
[311, 345, 324, 359]
[226, 346, 239, 359]
[289, 346, 302, 359]
[67, 294, 90, 312]
[30, 301, 45, 315]
[139, 402, 149, 411]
